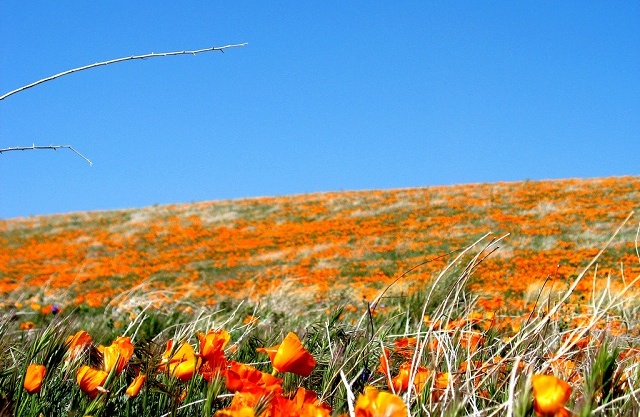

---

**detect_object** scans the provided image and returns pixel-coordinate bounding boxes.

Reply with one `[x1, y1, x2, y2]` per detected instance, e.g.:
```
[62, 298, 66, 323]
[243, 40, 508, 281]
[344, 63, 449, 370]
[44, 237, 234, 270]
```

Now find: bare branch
[1, 43, 245, 166]
[0, 42, 247, 101]
[0, 144, 92, 166]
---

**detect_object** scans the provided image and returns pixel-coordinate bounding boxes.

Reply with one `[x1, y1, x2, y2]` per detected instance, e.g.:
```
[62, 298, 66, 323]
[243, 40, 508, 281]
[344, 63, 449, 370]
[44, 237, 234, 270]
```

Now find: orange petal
[261, 332, 316, 377]
[354, 386, 407, 417]
[126, 374, 146, 398]
[77, 366, 108, 399]
[24, 363, 46, 394]
[532, 374, 572, 417]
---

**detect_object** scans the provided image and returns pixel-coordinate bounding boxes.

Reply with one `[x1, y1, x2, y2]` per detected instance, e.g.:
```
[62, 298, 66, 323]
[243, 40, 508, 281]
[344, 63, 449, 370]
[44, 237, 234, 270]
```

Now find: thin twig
[0, 43, 247, 101]
[0, 144, 92, 166]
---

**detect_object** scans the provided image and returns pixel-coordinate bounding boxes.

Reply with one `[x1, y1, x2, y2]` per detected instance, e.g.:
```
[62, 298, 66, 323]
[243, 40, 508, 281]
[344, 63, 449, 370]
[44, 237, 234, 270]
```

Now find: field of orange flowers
[1, 176, 638, 315]
[1, 175, 640, 416]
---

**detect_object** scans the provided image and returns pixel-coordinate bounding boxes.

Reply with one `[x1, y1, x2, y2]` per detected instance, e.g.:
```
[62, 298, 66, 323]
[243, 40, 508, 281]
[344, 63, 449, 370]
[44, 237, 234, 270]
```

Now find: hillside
[1, 176, 639, 315]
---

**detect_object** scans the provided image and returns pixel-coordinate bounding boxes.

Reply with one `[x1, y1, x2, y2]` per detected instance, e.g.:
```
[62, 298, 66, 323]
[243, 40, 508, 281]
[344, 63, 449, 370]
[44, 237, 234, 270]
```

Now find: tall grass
[1, 222, 639, 416]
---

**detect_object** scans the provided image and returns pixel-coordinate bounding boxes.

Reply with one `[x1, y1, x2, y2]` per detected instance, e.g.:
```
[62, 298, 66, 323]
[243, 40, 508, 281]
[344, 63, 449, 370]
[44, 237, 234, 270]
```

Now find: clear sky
[1, 2, 639, 219]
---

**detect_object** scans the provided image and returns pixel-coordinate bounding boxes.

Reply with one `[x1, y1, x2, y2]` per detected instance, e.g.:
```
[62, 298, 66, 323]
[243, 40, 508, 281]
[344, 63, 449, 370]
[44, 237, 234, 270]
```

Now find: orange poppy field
[1, 175, 639, 416]
[1, 175, 638, 314]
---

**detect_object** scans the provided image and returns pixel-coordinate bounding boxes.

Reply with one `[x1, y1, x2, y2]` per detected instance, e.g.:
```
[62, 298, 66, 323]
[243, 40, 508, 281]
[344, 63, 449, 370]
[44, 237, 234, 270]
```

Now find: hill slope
[1, 176, 638, 314]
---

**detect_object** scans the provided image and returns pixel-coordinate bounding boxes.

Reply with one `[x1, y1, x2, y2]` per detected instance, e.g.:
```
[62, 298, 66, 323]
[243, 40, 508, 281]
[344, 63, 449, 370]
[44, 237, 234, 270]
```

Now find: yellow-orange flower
[214, 407, 255, 417]
[98, 336, 134, 375]
[112, 335, 135, 353]
[532, 374, 572, 417]
[257, 332, 316, 377]
[200, 361, 222, 383]
[393, 337, 417, 358]
[377, 348, 392, 376]
[354, 386, 407, 417]
[274, 387, 332, 416]
[459, 331, 484, 353]
[126, 374, 146, 398]
[24, 363, 46, 394]
[431, 372, 451, 402]
[160, 340, 201, 382]
[390, 364, 408, 393]
[66, 330, 93, 361]
[77, 365, 108, 399]
[214, 391, 260, 416]
[390, 362, 430, 393]
[198, 329, 230, 369]
[19, 321, 35, 330]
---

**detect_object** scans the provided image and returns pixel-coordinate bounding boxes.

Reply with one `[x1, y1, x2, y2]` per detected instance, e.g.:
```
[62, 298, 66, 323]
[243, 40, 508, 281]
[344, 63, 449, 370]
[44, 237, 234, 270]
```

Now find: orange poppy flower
[200, 361, 222, 383]
[214, 407, 255, 417]
[225, 361, 283, 394]
[198, 329, 230, 369]
[112, 335, 135, 353]
[274, 387, 332, 416]
[431, 371, 451, 402]
[531, 374, 572, 417]
[76, 365, 108, 399]
[390, 364, 409, 393]
[393, 337, 417, 358]
[19, 321, 35, 330]
[562, 333, 590, 350]
[257, 332, 316, 377]
[413, 366, 431, 393]
[159, 340, 201, 382]
[377, 348, 392, 376]
[459, 332, 484, 353]
[98, 336, 134, 375]
[458, 360, 483, 373]
[66, 330, 93, 361]
[126, 374, 146, 398]
[390, 362, 430, 393]
[354, 386, 407, 417]
[446, 317, 467, 330]
[214, 391, 260, 417]
[24, 363, 46, 394]
[428, 337, 441, 354]
[466, 311, 496, 331]
[423, 315, 441, 330]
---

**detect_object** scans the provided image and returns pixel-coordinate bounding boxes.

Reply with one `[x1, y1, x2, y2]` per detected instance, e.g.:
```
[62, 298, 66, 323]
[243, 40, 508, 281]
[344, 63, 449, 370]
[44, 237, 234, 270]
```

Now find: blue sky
[1, 2, 638, 219]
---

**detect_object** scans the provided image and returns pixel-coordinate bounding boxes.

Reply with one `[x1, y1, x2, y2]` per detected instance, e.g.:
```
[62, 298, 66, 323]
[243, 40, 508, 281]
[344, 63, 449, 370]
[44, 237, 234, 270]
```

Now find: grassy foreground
[1, 176, 639, 415]
[1, 230, 639, 416]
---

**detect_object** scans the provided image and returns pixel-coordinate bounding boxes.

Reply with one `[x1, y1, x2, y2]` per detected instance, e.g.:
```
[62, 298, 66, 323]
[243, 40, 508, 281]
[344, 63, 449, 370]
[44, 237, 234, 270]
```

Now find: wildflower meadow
[1, 175, 639, 416]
